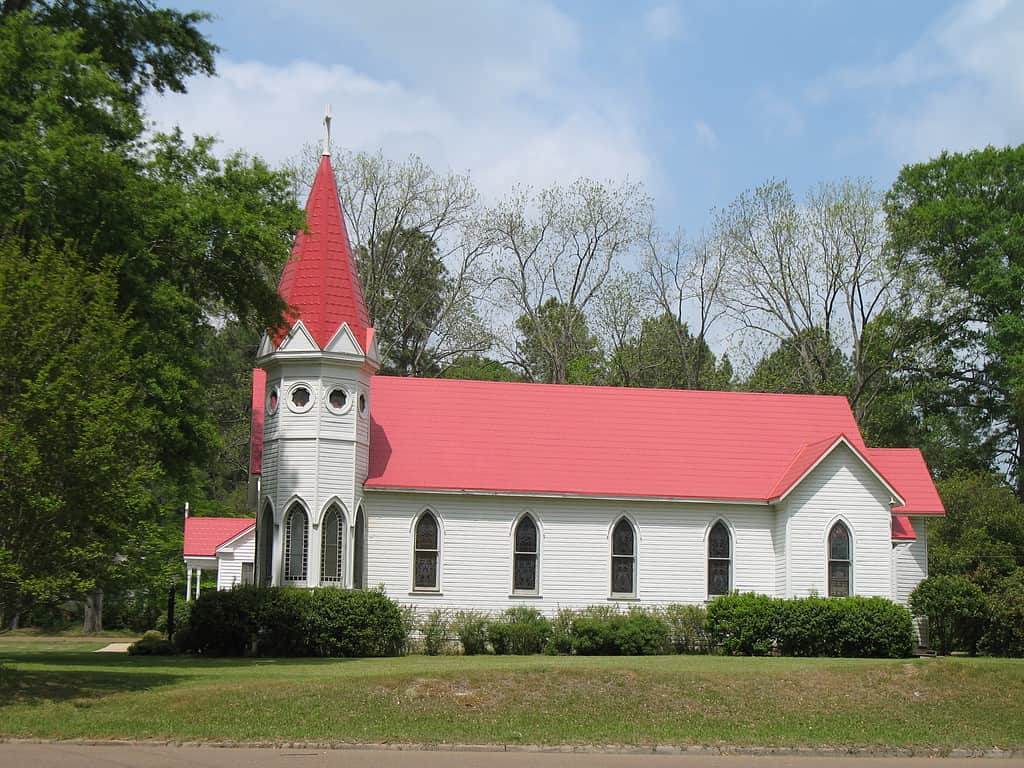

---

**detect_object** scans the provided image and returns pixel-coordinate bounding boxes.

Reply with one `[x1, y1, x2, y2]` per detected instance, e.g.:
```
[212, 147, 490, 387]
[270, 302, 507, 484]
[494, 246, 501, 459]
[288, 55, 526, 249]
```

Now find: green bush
[420, 610, 450, 656]
[910, 575, 987, 655]
[544, 607, 576, 655]
[306, 589, 407, 657]
[708, 593, 913, 658]
[706, 593, 778, 655]
[488, 606, 551, 654]
[661, 604, 710, 654]
[452, 611, 490, 655]
[128, 629, 175, 655]
[981, 569, 1024, 657]
[177, 586, 407, 657]
[567, 607, 670, 656]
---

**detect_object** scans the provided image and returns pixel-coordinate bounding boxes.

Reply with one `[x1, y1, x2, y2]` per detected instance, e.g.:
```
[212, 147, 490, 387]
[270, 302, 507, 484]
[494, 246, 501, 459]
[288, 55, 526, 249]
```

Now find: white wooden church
[231, 136, 944, 617]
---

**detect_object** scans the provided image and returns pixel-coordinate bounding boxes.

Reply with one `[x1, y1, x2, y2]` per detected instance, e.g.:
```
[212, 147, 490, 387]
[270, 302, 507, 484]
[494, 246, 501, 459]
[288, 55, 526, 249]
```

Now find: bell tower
[251, 110, 379, 588]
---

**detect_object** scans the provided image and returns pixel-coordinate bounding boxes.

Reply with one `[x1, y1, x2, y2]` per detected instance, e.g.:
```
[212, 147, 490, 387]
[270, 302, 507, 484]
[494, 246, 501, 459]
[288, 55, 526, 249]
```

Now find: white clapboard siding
[215, 528, 256, 590]
[365, 492, 775, 615]
[892, 518, 928, 606]
[780, 444, 894, 598]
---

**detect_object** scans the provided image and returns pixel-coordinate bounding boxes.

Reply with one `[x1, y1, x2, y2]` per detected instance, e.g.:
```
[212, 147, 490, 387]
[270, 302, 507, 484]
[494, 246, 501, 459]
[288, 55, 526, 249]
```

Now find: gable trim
[770, 435, 906, 507]
[214, 523, 256, 555]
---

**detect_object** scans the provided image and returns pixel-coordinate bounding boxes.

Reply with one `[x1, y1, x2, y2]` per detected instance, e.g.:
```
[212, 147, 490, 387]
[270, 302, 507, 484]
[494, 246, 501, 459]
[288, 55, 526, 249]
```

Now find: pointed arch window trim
[320, 503, 345, 584]
[707, 519, 732, 598]
[512, 512, 540, 595]
[412, 509, 441, 592]
[827, 519, 853, 597]
[353, 504, 367, 590]
[610, 516, 637, 598]
[283, 502, 309, 583]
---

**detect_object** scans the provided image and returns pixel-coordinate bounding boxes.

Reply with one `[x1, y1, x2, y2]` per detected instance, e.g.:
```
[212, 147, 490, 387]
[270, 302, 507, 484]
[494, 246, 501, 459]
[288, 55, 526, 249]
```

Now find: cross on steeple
[322, 104, 332, 156]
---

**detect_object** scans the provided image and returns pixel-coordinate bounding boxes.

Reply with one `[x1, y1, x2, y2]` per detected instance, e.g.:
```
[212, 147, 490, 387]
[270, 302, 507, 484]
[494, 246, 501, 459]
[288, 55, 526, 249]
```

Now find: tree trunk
[7, 612, 18, 631]
[83, 587, 103, 634]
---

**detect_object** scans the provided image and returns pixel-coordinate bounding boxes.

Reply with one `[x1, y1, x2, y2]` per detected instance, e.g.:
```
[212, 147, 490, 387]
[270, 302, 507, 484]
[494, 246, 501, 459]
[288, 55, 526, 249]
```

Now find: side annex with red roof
[235, 131, 942, 631]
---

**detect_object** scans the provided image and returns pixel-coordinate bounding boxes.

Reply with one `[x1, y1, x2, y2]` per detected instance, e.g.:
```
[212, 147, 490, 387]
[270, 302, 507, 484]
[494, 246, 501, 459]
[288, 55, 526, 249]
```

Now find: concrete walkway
[0, 744, 1022, 768]
[93, 643, 132, 653]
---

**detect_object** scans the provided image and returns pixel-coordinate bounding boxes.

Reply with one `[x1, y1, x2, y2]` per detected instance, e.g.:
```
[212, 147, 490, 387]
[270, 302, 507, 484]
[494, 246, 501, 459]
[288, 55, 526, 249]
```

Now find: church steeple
[274, 139, 371, 352]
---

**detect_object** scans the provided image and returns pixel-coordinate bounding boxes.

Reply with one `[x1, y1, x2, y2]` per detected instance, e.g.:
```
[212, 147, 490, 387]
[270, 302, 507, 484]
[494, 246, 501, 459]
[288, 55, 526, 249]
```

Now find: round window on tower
[324, 386, 350, 415]
[266, 386, 280, 416]
[359, 393, 367, 416]
[287, 383, 313, 413]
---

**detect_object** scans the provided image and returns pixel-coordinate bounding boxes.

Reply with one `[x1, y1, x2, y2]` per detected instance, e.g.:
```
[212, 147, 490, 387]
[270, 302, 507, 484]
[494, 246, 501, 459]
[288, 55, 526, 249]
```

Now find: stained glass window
[513, 516, 538, 592]
[414, 512, 439, 590]
[828, 522, 851, 597]
[320, 504, 344, 583]
[708, 521, 731, 596]
[283, 504, 308, 581]
[611, 518, 635, 595]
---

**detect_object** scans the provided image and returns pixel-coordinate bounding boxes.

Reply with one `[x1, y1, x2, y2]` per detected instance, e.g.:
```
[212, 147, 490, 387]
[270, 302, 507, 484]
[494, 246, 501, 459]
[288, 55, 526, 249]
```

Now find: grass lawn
[0, 643, 1022, 750]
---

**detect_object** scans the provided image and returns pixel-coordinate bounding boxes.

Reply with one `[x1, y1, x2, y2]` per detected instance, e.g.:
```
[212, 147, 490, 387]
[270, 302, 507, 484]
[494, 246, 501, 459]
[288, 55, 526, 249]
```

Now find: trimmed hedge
[707, 593, 914, 658]
[176, 586, 406, 657]
[488, 606, 551, 654]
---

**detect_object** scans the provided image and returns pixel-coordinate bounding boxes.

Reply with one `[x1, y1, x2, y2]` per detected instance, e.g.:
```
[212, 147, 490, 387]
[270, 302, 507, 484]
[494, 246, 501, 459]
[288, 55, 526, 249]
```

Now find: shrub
[709, 593, 913, 658]
[981, 569, 1024, 657]
[616, 609, 670, 655]
[910, 575, 987, 655]
[661, 604, 710, 654]
[544, 608, 576, 655]
[306, 589, 407, 657]
[706, 593, 777, 655]
[420, 610, 450, 656]
[488, 606, 551, 654]
[177, 585, 261, 656]
[452, 611, 490, 655]
[254, 588, 313, 656]
[128, 629, 175, 655]
[178, 586, 407, 657]
[567, 607, 670, 656]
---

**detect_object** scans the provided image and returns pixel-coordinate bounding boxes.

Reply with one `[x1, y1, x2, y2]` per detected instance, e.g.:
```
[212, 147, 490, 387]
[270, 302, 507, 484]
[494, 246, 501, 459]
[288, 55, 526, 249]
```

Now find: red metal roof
[364, 377, 941, 510]
[250, 368, 266, 476]
[892, 515, 917, 540]
[275, 154, 370, 349]
[184, 517, 255, 558]
[866, 448, 946, 515]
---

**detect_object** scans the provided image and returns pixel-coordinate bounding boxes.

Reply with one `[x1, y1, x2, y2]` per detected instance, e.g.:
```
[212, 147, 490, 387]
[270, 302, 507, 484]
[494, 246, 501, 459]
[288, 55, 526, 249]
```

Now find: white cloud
[144, 2, 654, 202]
[644, 3, 683, 42]
[819, 0, 1024, 162]
[694, 119, 719, 150]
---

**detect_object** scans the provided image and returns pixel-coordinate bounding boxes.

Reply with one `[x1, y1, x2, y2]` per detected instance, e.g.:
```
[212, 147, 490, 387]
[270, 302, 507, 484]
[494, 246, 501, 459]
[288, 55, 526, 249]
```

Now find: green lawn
[0, 643, 1021, 750]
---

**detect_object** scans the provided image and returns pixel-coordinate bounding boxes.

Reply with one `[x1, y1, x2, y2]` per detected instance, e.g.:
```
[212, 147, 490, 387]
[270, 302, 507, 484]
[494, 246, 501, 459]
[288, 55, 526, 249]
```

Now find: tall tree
[642, 231, 729, 390]
[514, 298, 603, 384]
[886, 145, 1024, 498]
[0, 3, 302, 626]
[745, 328, 852, 396]
[487, 178, 652, 384]
[716, 178, 911, 418]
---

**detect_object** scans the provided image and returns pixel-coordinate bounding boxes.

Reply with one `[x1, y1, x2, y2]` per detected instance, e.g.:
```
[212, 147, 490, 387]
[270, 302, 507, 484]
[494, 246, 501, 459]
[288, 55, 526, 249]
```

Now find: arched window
[828, 521, 852, 597]
[353, 505, 366, 589]
[257, 501, 274, 586]
[283, 504, 308, 582]
[413, 511, 439, 591]
[611, 518, 636, 597]
[708, 520, 731, 597]
[513, 515, 538, 594]
[320, 504, 344, 583]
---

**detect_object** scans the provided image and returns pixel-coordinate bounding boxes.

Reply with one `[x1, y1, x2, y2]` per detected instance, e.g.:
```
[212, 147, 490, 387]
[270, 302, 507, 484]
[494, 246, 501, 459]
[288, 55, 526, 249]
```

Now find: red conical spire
[276, 153, 371, 349]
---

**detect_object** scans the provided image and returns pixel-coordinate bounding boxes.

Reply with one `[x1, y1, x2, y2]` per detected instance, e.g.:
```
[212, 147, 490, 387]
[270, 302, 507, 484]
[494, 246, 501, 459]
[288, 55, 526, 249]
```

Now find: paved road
[1, 744, 1022, 768]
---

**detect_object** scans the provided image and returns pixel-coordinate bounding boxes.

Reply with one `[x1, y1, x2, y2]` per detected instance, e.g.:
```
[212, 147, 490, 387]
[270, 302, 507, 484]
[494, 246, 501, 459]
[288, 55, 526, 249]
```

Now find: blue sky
[151, 0, 1024, 232]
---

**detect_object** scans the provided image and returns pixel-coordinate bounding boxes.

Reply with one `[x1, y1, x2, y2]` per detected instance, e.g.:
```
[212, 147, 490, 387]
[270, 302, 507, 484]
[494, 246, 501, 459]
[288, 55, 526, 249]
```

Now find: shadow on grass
[0, 665, 182, 707]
